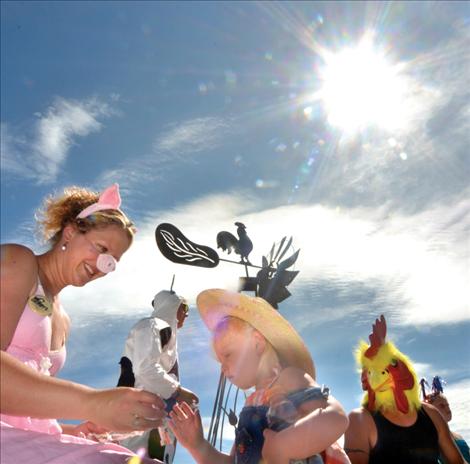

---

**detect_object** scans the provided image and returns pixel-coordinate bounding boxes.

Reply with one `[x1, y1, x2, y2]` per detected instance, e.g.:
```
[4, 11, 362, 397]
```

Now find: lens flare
[319, 34, 408, 132]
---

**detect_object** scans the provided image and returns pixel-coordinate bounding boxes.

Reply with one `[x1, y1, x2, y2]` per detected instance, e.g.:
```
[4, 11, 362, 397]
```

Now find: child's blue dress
[234, 386, 330, 464]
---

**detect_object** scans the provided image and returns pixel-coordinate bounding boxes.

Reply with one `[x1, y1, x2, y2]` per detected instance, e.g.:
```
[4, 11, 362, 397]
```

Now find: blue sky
[1, 1, 469, 462]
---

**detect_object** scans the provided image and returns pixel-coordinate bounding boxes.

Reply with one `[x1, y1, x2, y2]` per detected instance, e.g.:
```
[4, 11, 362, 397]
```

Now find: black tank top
[369, 407, 439, 464]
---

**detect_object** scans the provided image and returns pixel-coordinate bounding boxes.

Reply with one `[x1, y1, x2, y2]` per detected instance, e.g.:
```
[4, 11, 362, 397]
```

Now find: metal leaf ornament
[256, 238, 300, 309]
[156, 223, 219, 268]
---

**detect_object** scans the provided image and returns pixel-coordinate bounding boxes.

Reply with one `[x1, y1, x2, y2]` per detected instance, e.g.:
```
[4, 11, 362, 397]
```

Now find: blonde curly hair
[36, 186, 137, 245]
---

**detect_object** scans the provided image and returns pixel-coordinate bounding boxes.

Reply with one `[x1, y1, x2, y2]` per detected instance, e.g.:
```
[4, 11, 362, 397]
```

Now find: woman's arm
[422, 403, 465, 464]
[1, 244, 166, 432]
[1, 350, 165, 431]
[262, 367, 349, 462]
[344, 408, 373, 464]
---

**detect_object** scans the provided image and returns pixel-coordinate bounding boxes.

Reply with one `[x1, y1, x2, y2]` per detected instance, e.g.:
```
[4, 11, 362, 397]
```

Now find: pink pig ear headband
[77, 183, 122, 219]
[75, 184, 122, 275]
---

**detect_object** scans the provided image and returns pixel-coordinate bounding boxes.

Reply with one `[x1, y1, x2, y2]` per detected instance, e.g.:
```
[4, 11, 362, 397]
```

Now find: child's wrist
[189, 436, 211, 460]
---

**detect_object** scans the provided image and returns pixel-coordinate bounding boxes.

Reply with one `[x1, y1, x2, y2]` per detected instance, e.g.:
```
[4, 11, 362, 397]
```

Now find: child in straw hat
[168, 289, 350, 464]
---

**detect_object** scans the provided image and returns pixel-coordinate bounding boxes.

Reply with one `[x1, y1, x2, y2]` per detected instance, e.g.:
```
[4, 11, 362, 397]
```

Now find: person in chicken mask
[117, 289, 198, 462]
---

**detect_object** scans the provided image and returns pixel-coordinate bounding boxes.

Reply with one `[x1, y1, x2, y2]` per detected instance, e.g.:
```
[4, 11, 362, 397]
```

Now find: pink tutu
[0, 421, 157, 463]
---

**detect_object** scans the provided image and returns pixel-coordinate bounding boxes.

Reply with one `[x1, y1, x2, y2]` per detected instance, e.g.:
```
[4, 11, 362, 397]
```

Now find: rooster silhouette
[216, 222, 253, 265]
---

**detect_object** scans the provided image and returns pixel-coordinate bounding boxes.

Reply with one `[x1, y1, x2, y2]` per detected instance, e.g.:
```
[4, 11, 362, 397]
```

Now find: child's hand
[262, 429, 290, 464]
[168, 401, 204, 450]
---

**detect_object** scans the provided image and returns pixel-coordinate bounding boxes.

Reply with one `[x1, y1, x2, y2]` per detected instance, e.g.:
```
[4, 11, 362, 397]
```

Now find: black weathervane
[155, 221, 301, 449]
[155, 222, 300, 308]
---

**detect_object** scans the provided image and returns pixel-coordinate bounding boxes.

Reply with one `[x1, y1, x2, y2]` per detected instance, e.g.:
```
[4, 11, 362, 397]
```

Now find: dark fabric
[369, 408, 439, 464]
[168, 358, 179, 379]
[117, 356, 135, 387]
[454, 438, 470, 462]
[235, 405, 269, 464]
[159, 327, 172, 349]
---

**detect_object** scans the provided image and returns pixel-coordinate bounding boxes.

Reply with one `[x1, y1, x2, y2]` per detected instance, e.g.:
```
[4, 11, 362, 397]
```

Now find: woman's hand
[168, 401, 204, 450]
[85, 387, 166, 432]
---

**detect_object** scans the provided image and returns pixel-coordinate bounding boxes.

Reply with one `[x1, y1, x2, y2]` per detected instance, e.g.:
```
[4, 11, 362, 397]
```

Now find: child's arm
[262, 367, 349, 463]
[168, 402, 234, 464]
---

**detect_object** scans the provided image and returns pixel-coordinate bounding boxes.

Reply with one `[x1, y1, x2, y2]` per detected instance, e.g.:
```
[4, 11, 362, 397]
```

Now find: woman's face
[213, 327, 259, 390]
[63, 225, 131, 287]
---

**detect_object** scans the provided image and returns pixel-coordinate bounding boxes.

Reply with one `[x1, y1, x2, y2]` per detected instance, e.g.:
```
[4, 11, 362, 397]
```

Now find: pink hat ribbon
[77, 184, 122, 219]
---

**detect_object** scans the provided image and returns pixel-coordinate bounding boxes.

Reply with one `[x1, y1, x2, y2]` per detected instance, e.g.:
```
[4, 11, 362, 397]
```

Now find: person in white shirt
[118, 289, 198, 461]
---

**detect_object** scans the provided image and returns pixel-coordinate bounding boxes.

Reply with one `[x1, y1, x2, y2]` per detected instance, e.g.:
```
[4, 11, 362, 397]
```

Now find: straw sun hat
[197, 289, 315, 379]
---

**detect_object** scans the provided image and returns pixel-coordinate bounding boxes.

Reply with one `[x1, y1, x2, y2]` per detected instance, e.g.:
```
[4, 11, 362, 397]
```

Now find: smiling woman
[0, 184, 166, 464]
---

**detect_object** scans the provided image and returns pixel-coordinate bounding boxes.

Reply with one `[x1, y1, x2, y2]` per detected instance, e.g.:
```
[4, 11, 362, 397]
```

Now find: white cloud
[445, 378, 470, 439]
[1, 97, 115, 184]
[1, 123, 35, 178]
[97, 116, 232, 190]
[200, 415, 236, 443]
[154, 117, 231, 155]
[59, 186, 468, 333]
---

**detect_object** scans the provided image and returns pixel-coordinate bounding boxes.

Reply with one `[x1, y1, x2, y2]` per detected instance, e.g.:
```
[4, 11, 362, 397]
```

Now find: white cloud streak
[1, 97, 114, 184]
[154, 117, 231, 155]
[98, 116, 232, 190]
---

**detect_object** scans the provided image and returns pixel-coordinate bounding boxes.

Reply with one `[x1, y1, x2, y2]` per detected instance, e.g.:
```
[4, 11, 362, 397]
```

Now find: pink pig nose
[96, 254, 117, 273]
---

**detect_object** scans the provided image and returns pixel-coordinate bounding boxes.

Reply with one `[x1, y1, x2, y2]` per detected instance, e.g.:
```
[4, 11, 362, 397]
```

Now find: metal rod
[218, 257, 275, 272]
[207, 371, 223, 442]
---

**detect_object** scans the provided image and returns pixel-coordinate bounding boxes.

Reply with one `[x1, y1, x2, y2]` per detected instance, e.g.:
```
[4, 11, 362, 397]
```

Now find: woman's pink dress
[1, 282, 157, 463]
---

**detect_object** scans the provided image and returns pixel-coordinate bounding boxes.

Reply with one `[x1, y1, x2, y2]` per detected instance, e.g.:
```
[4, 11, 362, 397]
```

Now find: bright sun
[318, 36, 407, 132]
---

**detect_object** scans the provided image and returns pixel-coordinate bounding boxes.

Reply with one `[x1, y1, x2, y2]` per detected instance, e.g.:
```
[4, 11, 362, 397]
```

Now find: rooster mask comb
[356, 315, 421, 414]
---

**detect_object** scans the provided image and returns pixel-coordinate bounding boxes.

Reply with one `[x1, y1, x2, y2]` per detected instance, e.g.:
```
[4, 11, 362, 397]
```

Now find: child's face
[213, 327, 259, 390]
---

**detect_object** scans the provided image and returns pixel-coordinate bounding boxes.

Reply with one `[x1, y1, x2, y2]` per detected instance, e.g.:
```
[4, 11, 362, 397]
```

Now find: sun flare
[319, 35, 407, 132]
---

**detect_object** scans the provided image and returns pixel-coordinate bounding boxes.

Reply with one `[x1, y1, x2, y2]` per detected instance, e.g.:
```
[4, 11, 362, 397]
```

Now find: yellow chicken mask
[356, 315, 421, 414]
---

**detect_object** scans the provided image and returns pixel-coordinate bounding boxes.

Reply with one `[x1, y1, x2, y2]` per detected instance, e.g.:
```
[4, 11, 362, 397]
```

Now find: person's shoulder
[1, 243, 36, 261]
[348, 407, 374, 426]
[129, 316, 170, 335]
[421, 402, 448, 431]
[1, 244, 37, 273]
[345, 407, 375, 455]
